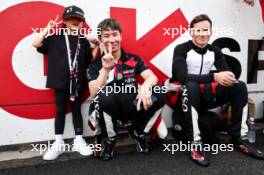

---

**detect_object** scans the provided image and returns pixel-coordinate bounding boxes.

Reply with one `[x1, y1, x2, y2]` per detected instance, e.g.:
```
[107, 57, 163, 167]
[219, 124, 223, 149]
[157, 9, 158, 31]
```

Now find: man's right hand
[101, 43, 115, 71]
[88, 43, 115, 97]
[214, 71, 237, 87]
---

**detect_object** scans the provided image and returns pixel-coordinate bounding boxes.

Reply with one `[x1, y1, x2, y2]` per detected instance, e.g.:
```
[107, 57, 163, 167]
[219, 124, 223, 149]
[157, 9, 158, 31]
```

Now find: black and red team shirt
[87, 49, 148, 87]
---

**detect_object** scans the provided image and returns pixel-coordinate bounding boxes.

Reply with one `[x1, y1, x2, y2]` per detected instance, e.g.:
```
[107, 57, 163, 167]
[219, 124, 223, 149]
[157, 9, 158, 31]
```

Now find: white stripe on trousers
[241, 104, 249, 137]
[144, 108, 163, 133]
[103, 112, 116, 138]
[191, 106, 201, 141]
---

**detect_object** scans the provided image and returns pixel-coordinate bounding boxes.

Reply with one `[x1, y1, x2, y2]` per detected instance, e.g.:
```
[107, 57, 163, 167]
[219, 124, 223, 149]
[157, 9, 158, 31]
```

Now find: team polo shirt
[87, 49, 148, 86]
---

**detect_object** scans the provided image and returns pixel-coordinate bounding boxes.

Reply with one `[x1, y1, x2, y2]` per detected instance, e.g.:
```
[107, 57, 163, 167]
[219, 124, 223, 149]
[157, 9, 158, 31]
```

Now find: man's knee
[185, 82, 200, 91]
[233, 81, 247, 92]
[97, 89, 116, 110]
[182, 82, 201, 97]
[152, 85, 168, 105]
[231, 81, 248, 103]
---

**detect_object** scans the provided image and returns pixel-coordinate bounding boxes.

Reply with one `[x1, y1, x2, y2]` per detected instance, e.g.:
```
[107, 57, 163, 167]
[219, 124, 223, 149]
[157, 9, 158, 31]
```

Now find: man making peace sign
[87, 18, 167, 161]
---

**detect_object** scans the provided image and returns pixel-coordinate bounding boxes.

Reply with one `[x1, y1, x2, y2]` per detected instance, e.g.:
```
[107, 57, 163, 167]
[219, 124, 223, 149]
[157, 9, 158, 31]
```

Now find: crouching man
[171, 14, 264, 166]
[87, 18, 167, 161]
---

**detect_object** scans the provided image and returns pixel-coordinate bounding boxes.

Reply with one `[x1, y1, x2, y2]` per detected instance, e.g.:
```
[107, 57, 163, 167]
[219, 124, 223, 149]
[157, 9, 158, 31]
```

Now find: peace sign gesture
[46, 15, 63, 30]
[101, 43, 115, 70]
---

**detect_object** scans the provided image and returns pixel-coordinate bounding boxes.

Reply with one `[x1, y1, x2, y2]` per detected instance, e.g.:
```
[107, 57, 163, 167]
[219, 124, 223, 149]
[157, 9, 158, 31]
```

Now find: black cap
[62, 5, 85, 21]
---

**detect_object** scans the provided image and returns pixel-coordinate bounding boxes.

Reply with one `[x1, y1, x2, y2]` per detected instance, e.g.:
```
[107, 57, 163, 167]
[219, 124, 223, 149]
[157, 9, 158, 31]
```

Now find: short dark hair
[97, 18, 122, 37]
[190, 14, 212, 28]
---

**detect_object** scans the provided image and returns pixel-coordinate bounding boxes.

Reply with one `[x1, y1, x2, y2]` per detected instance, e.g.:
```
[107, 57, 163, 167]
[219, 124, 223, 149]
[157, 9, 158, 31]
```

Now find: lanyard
[64, 32, 81, 101]
[64, 33, 80, 73]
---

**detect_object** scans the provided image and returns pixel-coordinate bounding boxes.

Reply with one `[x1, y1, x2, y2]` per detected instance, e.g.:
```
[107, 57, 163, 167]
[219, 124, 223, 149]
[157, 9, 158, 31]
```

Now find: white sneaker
[72, 137, 93, 156]
[43, 140, 64, 160]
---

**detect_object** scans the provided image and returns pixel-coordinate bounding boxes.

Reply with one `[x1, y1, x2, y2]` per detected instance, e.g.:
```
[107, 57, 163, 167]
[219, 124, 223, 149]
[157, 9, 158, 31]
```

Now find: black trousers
[96, 83, 167, 138]
[54, 89, 83, 135]
[180, 81, 248, 141]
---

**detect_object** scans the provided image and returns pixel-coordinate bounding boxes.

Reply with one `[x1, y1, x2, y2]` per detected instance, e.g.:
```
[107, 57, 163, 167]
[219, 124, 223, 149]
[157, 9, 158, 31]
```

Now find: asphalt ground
[0, 132, 264, 175]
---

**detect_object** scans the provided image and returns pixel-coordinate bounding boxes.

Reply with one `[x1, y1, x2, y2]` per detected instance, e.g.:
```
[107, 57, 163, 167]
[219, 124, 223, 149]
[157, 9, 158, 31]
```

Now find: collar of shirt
[189, 40, 208, 55]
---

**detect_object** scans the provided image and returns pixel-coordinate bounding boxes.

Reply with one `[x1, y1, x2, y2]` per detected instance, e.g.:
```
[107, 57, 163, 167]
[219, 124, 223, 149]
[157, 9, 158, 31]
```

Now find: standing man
[87, 18, 167, 161]
[171, 14, 264, 166]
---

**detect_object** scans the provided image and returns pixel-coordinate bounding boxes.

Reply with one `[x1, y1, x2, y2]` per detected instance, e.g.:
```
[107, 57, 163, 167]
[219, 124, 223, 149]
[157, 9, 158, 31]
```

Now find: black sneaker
[129, 130, 150, 154]
[233, 136, 264, 160]
[189, 141, 209, 167]
[100, 137, 116, 161]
